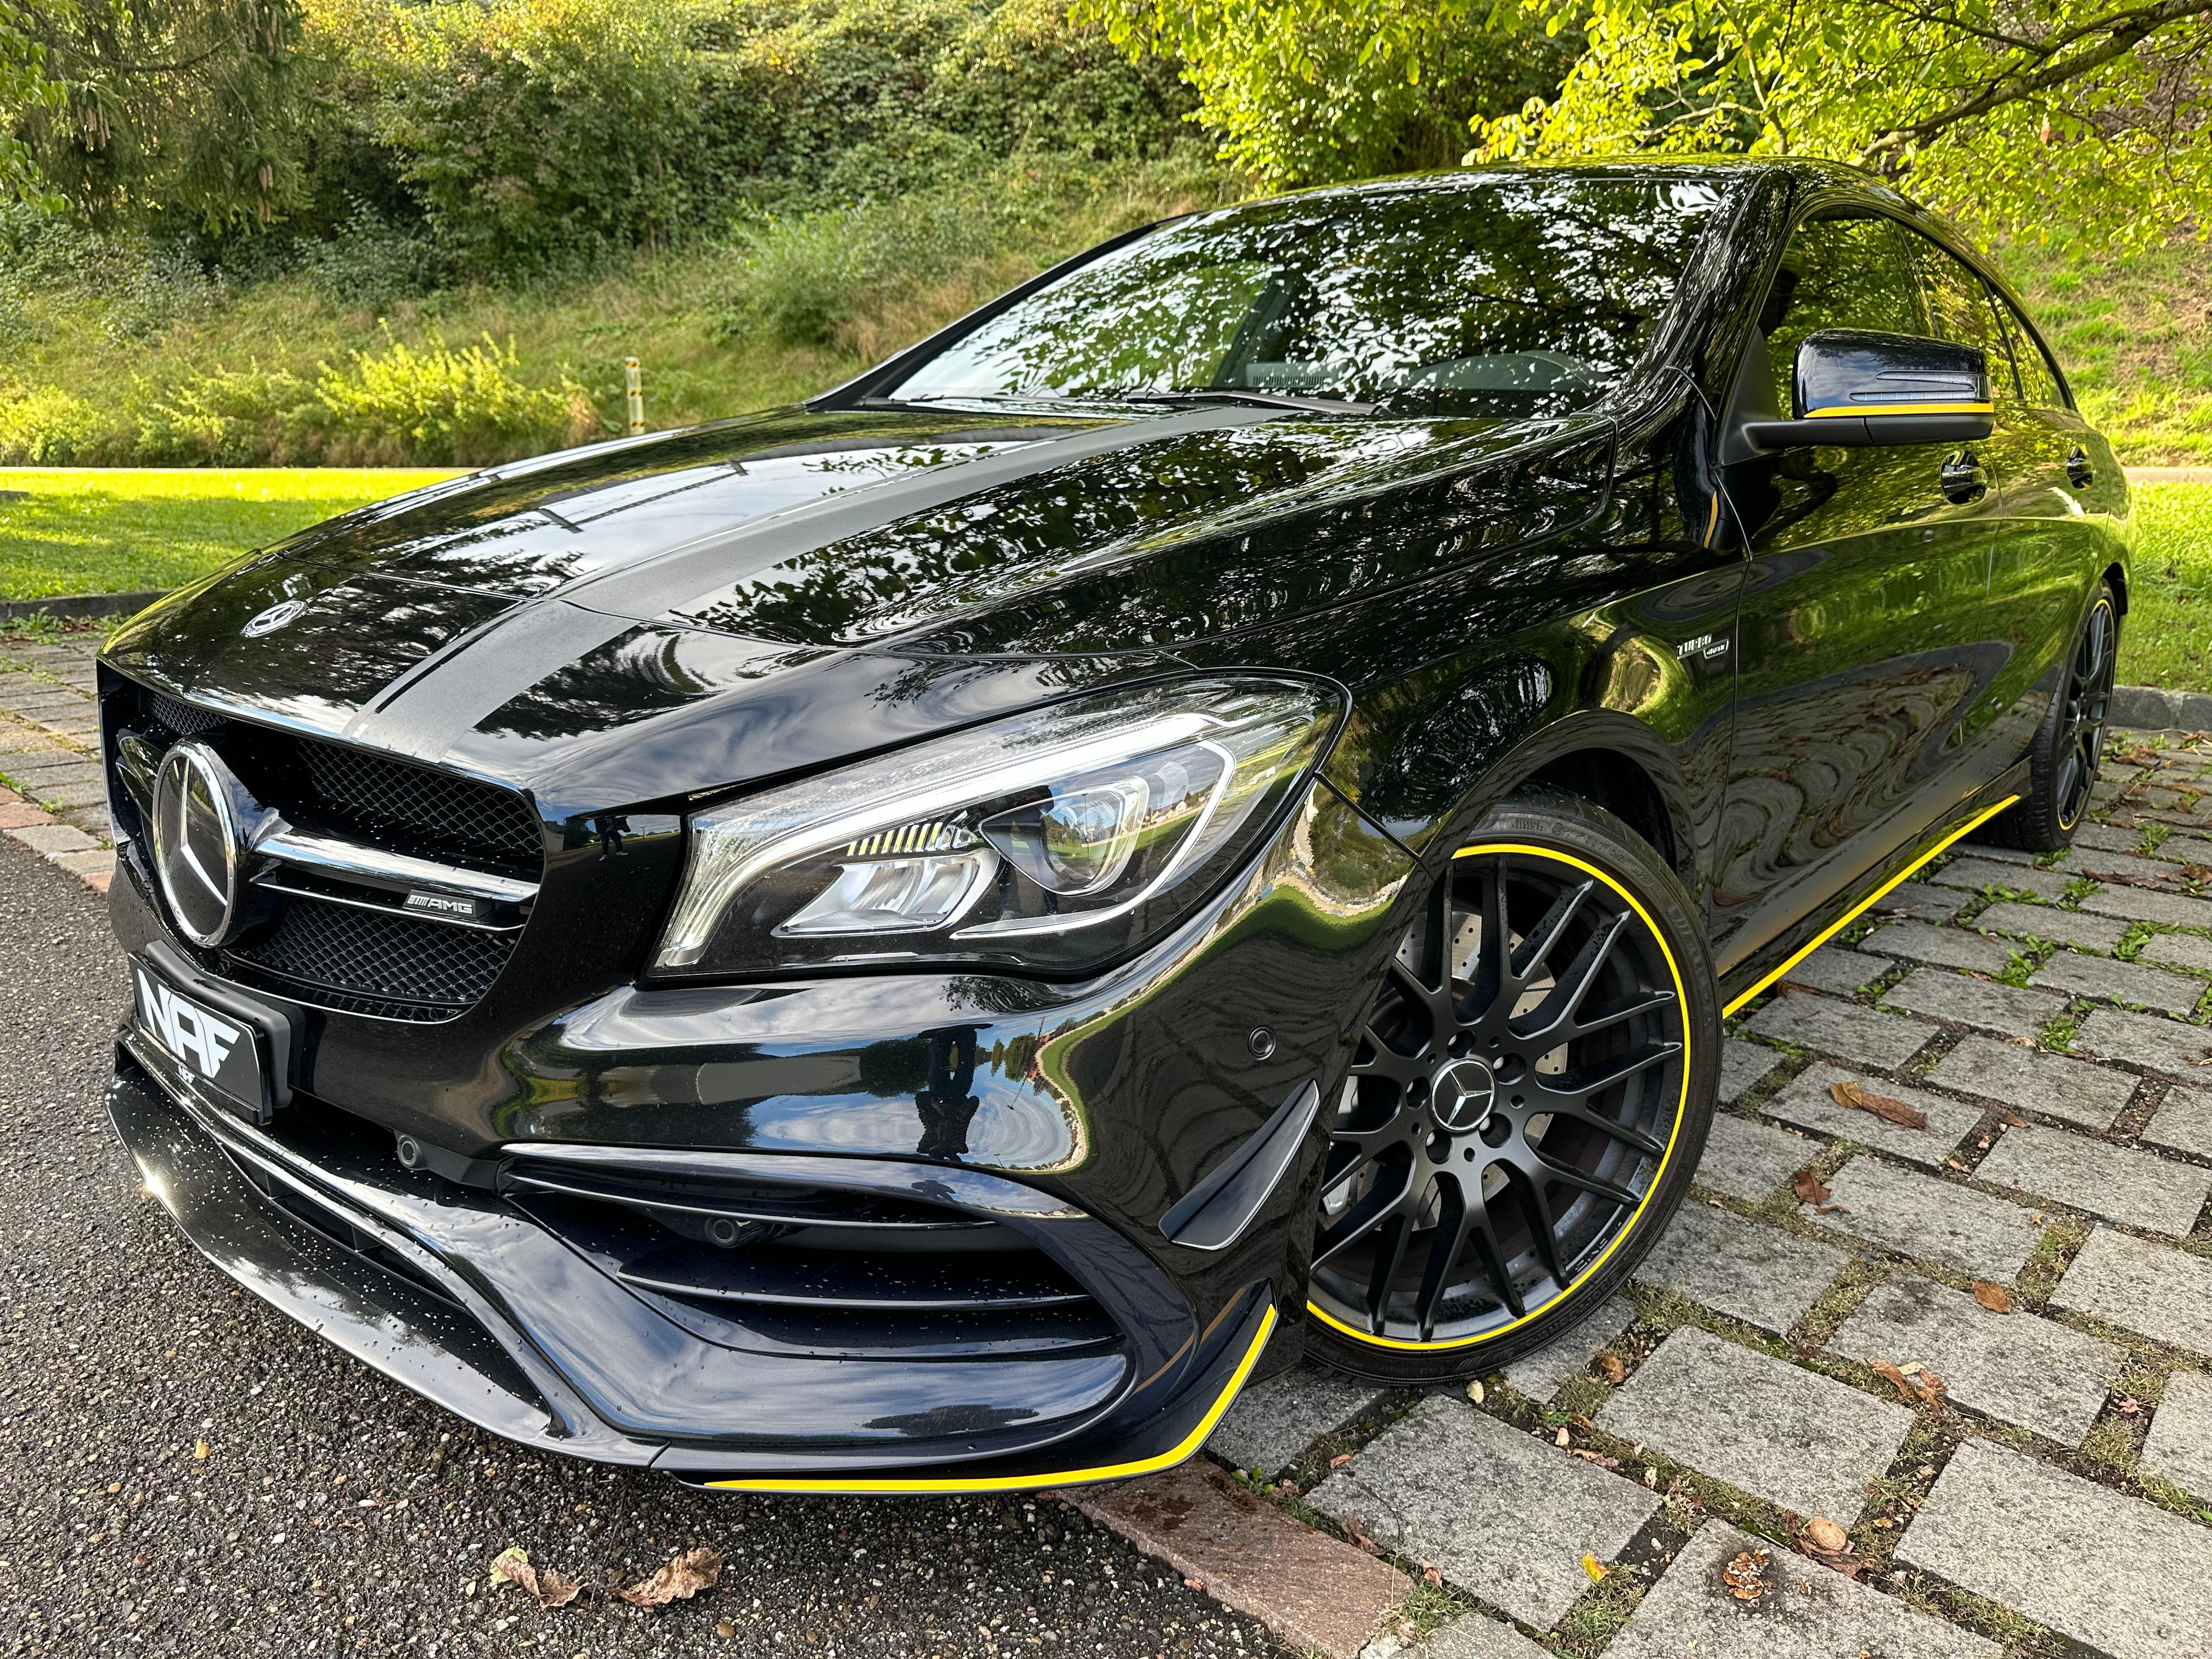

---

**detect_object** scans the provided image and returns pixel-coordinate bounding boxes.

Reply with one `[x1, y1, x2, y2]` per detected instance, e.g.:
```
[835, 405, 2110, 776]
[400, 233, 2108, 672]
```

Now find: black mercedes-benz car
[100, 159, 2127, 1493]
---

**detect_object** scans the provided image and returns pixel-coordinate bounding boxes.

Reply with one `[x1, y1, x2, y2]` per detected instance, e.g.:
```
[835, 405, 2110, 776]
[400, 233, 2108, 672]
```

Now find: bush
[308, 332, 600, 465]
[0, 385, 117, 464]
[134, 366, 311, 466]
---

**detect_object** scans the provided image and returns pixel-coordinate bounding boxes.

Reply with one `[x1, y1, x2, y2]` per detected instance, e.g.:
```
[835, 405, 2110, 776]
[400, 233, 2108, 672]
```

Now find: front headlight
[654, 676, 1342, 977]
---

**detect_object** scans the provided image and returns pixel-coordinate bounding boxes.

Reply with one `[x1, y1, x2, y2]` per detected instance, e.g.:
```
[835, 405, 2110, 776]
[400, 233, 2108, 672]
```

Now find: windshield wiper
[1095, 388, 1375, 415]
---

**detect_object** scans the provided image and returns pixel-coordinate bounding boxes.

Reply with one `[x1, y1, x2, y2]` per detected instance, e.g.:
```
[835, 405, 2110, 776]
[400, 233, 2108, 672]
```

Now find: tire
[1983, 579, 2120, 853]
[1304, 787, 1719, 1385]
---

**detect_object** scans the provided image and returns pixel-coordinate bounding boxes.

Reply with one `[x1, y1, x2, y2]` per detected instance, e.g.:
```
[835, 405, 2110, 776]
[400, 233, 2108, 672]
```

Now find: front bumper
[110, 1036, 1279, 1489]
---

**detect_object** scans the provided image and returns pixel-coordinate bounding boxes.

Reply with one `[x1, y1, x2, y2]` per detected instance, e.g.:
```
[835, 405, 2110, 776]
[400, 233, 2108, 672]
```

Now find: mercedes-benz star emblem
[151, 741, 249, 947]
[1431, 1057, 1498, 1133]
[242, 599, 307, 637]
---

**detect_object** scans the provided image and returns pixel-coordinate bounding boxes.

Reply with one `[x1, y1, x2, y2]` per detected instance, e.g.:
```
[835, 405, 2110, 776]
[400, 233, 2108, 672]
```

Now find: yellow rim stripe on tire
[1306, 842, 1692, 1352]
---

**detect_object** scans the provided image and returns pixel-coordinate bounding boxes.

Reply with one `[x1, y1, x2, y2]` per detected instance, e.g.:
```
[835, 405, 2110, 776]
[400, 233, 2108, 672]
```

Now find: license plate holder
[130, 945, 294, 1126]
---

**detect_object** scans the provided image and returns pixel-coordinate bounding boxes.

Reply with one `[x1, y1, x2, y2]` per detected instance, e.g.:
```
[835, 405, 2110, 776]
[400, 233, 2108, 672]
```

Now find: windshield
[889, 173, 1726, 419]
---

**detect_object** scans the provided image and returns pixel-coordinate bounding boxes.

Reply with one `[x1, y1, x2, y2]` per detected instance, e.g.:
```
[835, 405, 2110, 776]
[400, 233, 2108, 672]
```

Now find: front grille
[296, 742, 543, 866]
[230, 896, 512, 1011]
[505, 1158, 1123, 1362]
[108, 674, 543, 1021]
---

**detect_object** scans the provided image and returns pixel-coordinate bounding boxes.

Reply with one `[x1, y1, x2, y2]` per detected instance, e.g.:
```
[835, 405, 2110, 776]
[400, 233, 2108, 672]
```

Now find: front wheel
[1304, 789, 1718, 1385]
[1983, 579, 2119, 853]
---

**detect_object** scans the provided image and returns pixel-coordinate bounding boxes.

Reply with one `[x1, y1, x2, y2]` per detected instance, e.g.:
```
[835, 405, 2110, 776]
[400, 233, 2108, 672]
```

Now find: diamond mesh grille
[295, 741, 542, 867]
[228, 898, 511, 1009]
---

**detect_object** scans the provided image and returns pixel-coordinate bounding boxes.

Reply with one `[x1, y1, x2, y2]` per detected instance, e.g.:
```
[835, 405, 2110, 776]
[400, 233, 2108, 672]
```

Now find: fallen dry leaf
[1569, 1449, 1621, 1469]
[1344, 1519, 1384, 1558]
[1421, 1560, 1444, 1589]
[1799, 1516, 1865, 1576]
[1599, 1353, 1627, 1385]
[1873, 1358, 1945, 1406]
[1870, 1358, 1918, 1402]
[614, 1547, 723, 1610]
[1792, 1168, 1832, 1206]
[2184, 865, 2212, 884]
[1828, 1079, 1928, 1129]
[1554, 1426, 1571, 1448]
[1721, 1546, 1770, 1602]
[2118, 1397, 2142, 1417]
[489, 1547, 581, 1610]
[1183, 1577, 1204, 1592]
[1329, 1453, 1355, 1469]
[1971, 1280, 2014, 1313]
[1580, 1553, 1607, 1583]
[1997, 1110, 2028, 1127]
[1464, 1379, 1485, 1405]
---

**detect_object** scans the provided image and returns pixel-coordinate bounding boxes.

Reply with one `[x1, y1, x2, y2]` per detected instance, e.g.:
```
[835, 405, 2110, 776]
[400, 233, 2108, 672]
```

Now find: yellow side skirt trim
[1721, 794, 2021, 1017]
[1804, 402, 1995, 418]
[702, 1304, 1278, 1494]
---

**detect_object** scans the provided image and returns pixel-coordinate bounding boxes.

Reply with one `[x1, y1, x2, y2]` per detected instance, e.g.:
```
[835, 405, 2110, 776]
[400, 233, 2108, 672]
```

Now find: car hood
[105, 403, 1610, 815]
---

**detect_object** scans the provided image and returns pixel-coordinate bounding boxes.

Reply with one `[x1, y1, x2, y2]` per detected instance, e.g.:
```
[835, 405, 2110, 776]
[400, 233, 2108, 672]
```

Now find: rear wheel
[1984, 579, 2119, 853]
[1305, 791, 1717, 1384]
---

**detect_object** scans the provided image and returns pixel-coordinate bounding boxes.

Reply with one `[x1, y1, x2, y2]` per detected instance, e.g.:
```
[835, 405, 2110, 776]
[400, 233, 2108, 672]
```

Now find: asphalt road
[0, 837, 1277, 1659]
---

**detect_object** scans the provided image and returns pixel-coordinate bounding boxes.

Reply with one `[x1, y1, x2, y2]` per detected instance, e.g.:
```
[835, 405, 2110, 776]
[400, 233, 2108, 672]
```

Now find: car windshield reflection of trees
[890, 174, 1723, 419]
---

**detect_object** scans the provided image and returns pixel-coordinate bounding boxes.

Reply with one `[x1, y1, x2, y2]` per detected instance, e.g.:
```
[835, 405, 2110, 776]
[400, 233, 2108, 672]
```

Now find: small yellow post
[624, 357, 645, 435]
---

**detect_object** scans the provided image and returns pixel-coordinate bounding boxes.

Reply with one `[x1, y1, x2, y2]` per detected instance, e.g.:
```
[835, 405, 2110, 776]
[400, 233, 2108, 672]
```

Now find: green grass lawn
[2119, 481, 2212, 692]
[4, 466, 2207, 692]
[0, 468, 461, 601]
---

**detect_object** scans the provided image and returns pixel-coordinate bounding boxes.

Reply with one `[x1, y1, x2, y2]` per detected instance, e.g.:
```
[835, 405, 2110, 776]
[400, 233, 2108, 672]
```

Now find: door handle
[1940, 449, 1987, 505]
[2067, 447, 2094, 487]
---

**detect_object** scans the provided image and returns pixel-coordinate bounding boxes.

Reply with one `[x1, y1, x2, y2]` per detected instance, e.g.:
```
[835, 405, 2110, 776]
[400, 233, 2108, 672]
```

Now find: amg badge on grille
[403, 891, 482, 921]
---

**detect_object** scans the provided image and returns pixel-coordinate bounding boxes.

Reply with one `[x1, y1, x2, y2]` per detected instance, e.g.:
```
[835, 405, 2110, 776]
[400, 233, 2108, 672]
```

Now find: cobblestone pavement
[1209, 744, 2212, 1658]
[14, 619, 2212, 1655]
[0, 627, 113, 890]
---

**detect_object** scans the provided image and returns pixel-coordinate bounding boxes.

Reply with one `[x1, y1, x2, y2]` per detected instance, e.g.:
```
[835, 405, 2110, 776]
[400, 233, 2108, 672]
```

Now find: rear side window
[1760, 217, 1923, 413]
[1992, 295, 2068, 408]
[1900, 229, 2017, 399]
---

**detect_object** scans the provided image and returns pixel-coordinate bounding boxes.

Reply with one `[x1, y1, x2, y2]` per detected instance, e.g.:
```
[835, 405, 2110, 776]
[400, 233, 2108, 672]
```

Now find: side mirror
[1739, 330, 1993, 452]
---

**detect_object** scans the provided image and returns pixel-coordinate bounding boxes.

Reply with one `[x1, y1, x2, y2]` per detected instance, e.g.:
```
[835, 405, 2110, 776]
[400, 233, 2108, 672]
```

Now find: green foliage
[1076, 0, 1571, 184]
[133, 364, 307, 465]
[307, 331, 597, 465]
[0, 382, 112, 462]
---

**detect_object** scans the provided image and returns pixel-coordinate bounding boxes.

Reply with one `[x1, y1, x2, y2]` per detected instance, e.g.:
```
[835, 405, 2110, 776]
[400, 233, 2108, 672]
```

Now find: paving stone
[1068, 1461, 1408, 1659]
[2066, 847, 2187, 886]
[1828, 1276, 2122, 1446]
[2030, 951, 2207, 1015]
[1719, 1038, 1783, 1103]
[1778, 945, 1891, 995]
[3, 821, 98, 856]
[1607, 1519, 2000, 1659]
[1955, 839, 2040, 864]
[1880, 969, 2068, 1040]
[1898, 1439, 2212, 1659]
[1858, 921, 2015, 974]
[2079, 883, 2212, 931]
[1805, 1158, 2044, 1281]
[1305, 1394, 1658, 1627]
[1632, 1200, 1849, 1333]
[1760, 1064, 1982, 1166]
[1925, 1035, 2138, 1128]
[2073, 821, 2154, 853]
[1498, 1296, 1635, 1401]
[1976, 1122, 2212, 1235]
[1695, 1114, 1820, 1203]
[1210, 1364, 1393, 1477]
[1600, 1328, 1914, 1523]
[2053, 1227, 2212, 1355]
[1742, 994, 1936, 1069]
[2154, 833, 2212, 867]
[2072, 1007, 2212, 1075]
[1971, 900, 2129, 953]
[2142, 1085, 2212, 1159]
[1409, 1613, 1550, 1659]
[2141, 930, 2212, 973]
[1865, 879, 1967, 923]
[2140, 1368, 2212, 1502]
[1929, 857, 2076, 900]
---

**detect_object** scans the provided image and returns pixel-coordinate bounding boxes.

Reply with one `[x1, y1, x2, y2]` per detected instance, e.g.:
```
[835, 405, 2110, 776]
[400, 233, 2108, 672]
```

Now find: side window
[1900, 230, 2019, 400]
[1994, 295, 2068, 408]
[1761, 217, 1924, 415]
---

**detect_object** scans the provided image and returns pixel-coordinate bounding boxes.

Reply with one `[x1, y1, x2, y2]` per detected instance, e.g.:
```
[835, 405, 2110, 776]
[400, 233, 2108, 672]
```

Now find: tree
[1085, 0, 2212, 244]
[2, 0, 308, 229]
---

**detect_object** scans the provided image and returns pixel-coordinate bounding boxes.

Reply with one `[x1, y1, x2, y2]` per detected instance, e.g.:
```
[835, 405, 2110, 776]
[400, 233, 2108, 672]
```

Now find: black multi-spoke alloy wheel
[1986, 579, 2120, 853]
[1305, 791, 1717, 1383]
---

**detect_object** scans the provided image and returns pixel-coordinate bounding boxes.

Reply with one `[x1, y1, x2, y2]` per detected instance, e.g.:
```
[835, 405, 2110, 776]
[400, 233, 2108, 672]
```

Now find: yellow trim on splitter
[1804, 402, 1995, 419]
[701, 1304, 1278, 1494]
[1722, 794, 2022, 1017]
[1308, 842, 1693, 1352]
